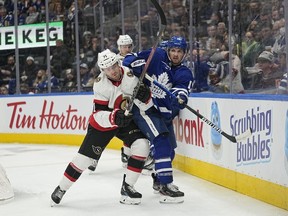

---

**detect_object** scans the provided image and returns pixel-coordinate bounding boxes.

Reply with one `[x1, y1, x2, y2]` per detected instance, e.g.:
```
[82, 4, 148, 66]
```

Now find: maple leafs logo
[150, 72, 172, 98]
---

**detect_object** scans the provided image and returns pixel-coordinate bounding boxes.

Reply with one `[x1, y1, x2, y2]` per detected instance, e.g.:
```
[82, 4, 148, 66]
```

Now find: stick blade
[235, 128, 252, 142]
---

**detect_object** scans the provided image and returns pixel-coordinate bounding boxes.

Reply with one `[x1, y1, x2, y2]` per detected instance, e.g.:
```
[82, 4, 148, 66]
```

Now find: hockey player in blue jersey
[123, 36, 193, 203]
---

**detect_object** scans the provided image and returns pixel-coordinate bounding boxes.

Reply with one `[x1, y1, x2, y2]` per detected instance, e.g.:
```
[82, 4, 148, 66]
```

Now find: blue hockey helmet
[167, 36, 188, 52]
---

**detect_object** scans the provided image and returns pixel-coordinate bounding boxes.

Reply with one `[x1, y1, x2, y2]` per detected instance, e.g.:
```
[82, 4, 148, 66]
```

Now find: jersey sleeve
[171, 66, 194, 98]
[123, 48, 166, 79]
[88, 76, 121, 131]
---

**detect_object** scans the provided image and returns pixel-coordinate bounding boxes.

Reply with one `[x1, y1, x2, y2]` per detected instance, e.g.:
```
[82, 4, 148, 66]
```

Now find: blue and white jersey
[123, 47, 194, 119]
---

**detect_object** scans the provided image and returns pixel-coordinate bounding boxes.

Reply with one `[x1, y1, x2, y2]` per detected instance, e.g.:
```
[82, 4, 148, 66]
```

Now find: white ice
[0, 144, 287, 216]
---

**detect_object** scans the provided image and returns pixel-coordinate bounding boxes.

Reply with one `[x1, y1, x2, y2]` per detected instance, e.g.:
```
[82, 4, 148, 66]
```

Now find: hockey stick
[125, 0, 167, 115]
[144, 74, 252, 143]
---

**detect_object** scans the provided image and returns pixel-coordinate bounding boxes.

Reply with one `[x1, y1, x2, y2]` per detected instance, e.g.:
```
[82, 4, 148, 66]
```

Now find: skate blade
[88, 170, 97, 175]
[50, 199, 58, 207]
[153, 189, 160, 194]
[159, 195, 184, 204]
[0, 196, 14, 205]
[119, 195, 141, 205]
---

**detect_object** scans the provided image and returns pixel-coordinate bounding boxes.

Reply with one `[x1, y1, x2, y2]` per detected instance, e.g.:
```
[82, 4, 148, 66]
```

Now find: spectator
[258, 5, 272, 27]
[50, 3, 65, 22]
[217, 22, 235, 48]
[242, 1, 262, 30]
[82, 31, 93, 53]
[20, 83, 32, 94]
[260, 23, 275, 50]
[134, 32, 151, 51]
[140, 7, 159, 37]
[17, 0, 30, 15]
[1, 55, 16, 83]
[242, 25, 269, 68]
[21, 56, 39, 87]
[271, 20, 285, 56]
[25, 6, 39, 24]
[0, 85, 8, 95]
[62, 69, 77, 92]
[33, 0, 44, 12]
[0, 7, 13, 26]
[276, 49, 287, 94]
[81, 50, 96, 70]
[50, 39, 71, 77]
[271, 8, 281, 24]
[32, 69, 47, 93]
[205, 24, 218, 50]
[86, 36, 101, 61]
[38, 4, 46, 22]
[171, 5, 188, 24]
[7, 55, 37, 95]
[209, 11, 222, 25]
[79, 63, 90, 87]
[241, 31, 256, 55]
[84, 69, 95, 89]
[209, 35, 225, 51]
[191, 48, 212, 92]
[208, 51, 244, 93]
[37, 68, 60, 92]
[251, 51, 283, 91]
[17, 8, 26, 25]
[3, 0, 13, 13]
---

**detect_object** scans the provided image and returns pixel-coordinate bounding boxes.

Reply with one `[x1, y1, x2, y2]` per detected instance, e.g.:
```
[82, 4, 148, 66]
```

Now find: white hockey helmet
[117, 35, 133, 46]
[97, 49, 119, 70]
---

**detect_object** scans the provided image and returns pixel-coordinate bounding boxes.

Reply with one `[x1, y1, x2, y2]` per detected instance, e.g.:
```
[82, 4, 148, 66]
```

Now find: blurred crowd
[0, 0, 287, 95]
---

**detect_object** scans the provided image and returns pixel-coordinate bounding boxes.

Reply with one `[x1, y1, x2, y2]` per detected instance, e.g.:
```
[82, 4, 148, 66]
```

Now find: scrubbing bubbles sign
[0, 21, 63, 50]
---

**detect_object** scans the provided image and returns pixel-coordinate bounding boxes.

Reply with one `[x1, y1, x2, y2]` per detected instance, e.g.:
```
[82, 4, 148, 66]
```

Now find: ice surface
[0, 144, 287, 216]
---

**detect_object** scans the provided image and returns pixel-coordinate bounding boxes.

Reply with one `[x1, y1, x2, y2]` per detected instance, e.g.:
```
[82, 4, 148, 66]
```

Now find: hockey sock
[153, 134, 173, 184]
[125, 156, 145, 186]
[59, 162, 83, 191]
[59, 153, 91, 191]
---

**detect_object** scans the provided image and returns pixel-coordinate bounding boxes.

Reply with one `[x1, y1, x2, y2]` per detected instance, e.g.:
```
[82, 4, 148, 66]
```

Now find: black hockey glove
[114, 109, 133, 128]
[136, 83, 151, 103]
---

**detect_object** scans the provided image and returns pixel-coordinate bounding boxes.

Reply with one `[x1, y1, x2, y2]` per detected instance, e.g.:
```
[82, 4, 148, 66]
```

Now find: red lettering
[6, 100, 88, 131]
[173, 112, 204, 147]
[7, 101, 36, 129]
[39, 100, 87, 130]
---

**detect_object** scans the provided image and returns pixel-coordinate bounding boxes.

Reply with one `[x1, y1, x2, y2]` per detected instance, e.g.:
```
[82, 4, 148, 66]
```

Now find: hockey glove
[136, 83, 151, 103]
[114, 109, 133, 128]
[177, 92, 188, 109]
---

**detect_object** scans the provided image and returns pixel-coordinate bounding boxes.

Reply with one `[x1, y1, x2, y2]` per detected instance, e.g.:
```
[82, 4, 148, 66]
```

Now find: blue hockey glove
[177, 93, 188, 109]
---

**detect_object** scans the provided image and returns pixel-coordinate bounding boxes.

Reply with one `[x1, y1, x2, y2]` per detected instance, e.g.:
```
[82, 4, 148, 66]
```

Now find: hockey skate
[88, 160, 98, 174]
[159, 183, 184, 204]
[121, 147, 129, 168]
[50, 186, 66, 206]
[120, 174, 142, 205]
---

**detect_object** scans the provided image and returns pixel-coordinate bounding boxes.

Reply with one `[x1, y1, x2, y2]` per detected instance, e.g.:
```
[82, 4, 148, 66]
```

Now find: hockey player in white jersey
[87, 35, 135, 173]
[116, 34, 134, 62]
[51, 49, 151, 205]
